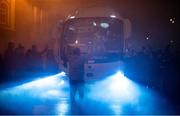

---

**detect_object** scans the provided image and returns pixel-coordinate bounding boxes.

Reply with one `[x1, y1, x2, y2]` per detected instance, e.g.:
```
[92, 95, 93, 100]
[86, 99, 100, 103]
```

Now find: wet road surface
[0, 72, 174, 115]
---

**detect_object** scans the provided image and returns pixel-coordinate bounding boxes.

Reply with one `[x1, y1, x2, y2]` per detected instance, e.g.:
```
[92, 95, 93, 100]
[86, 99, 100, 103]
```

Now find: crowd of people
[0, 42, 59, 83]
[124, 44, 180, 110]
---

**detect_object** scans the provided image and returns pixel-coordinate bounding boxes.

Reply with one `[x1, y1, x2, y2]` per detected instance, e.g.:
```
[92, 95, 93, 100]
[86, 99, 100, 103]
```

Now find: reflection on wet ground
[0, 72, 174, 115]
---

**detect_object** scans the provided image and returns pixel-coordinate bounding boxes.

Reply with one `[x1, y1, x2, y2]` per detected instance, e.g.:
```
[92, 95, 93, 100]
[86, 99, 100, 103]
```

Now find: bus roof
[66, 7, 123, 20]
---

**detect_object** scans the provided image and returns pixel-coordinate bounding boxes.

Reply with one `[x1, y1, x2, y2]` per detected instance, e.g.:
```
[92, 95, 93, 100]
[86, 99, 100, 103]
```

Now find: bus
[58, 7, 131, 81]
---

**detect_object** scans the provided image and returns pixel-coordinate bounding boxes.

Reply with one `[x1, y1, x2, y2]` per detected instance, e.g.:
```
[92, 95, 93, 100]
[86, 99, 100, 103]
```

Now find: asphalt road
[0, 72, 174, 115]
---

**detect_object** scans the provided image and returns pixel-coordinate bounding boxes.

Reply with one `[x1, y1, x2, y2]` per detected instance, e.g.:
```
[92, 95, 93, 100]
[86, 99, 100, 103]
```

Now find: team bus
[57, 7, 131, 81]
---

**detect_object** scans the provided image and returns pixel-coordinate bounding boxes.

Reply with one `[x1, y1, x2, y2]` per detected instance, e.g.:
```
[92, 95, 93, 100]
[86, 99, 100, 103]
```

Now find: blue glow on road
[17, 72, 66, 89]
[86, 71, 140, 103]
[107, 71, 140, 102]
[1, 72, 69, 100]
[0, 71, 171, 115]
[84, 71, 171, 114]
[56, 99, 69, 116]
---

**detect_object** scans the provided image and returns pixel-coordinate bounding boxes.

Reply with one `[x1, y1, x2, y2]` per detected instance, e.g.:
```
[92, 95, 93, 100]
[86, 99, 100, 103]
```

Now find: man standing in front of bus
[68, 47, 85, 103]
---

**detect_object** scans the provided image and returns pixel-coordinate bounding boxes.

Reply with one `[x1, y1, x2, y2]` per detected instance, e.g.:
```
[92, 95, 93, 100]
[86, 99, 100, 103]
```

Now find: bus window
[62, 17, 123, 58]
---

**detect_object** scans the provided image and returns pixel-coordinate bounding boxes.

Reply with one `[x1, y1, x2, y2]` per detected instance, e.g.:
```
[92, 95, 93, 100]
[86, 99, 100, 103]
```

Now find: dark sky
[108, 0, 179, 49]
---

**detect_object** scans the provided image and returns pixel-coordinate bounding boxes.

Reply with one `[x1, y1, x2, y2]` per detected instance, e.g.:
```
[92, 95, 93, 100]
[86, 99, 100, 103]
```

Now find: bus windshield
[62, 17, 124, 60]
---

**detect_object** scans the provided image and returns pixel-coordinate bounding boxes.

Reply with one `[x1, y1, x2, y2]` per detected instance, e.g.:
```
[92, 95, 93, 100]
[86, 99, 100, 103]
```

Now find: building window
[33, 6, 44, 31]
[0, 2, 9, 26]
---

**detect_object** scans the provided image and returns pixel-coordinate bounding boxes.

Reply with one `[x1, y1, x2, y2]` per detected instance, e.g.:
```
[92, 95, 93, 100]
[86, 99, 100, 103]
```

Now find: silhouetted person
[25, 49, 33, 71]
[30, 45, 46, 72]
[14, 44, 26, 78]
[68, 47, 85, 103]
[0, 54, 3, 82]
[4, 42, 16, 81]
[45, 48, 58, 73]
[62, 46, 68, 68]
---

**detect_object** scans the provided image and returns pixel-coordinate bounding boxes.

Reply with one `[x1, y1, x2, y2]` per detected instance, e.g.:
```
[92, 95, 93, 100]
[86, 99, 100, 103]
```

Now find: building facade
[0, 0, 56, 54]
